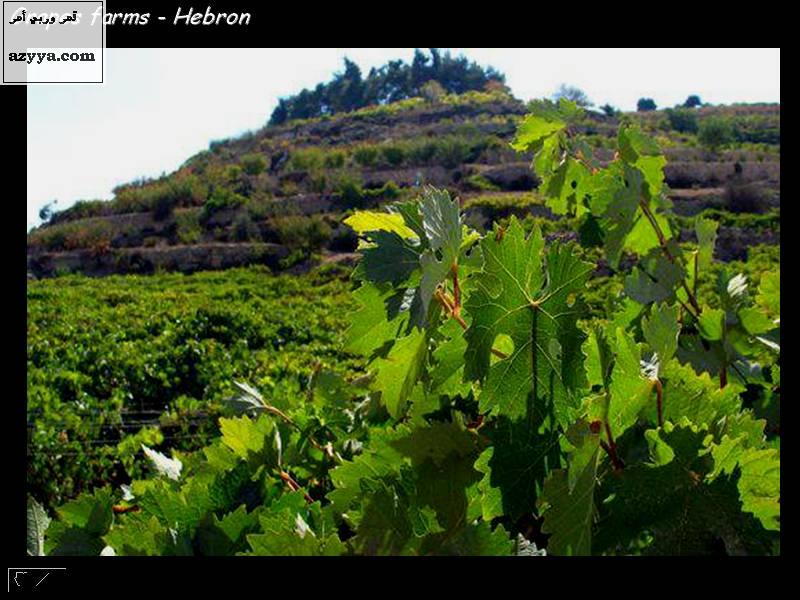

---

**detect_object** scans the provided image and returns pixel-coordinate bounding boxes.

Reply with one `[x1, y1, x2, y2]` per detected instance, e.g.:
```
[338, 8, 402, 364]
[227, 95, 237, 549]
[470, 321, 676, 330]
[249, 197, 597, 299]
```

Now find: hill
[27, 91, 780, 278]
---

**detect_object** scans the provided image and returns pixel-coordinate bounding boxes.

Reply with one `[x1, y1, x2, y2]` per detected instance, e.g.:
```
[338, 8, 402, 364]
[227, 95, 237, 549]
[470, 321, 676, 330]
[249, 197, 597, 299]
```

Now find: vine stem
[280, 470, 314, 504]
[638, 198, 702, 318]
[451, 263, 462, 317]
[601, 422, 624, 471]
[654, 378, 664, 427]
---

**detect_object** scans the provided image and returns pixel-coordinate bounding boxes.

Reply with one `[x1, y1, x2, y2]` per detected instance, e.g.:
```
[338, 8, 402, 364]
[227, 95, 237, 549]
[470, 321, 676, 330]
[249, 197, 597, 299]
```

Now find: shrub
[353, 145, 380, 167]
[421, 80, 446, 103]
[381, 144, 406, 166]
[153, 195, 178, 221]
[724, 180, 768, 214]
[436, 136, 472, 168]
[464, 173, 500, 192]
[665, 108, 699, 134]
[175, 211, 202, 244]
[699, 116, 734, 151]
[272, 215, 332, 253]
[323, 150, 346, 169]
[232, 212, 261, 242]
[201, 188, 247, 221]
[240, 153, 267, 176]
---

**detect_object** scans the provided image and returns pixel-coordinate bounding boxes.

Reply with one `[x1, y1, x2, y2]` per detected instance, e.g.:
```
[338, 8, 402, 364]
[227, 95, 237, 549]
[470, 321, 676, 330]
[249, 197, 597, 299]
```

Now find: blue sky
[27, 48, 780, 229]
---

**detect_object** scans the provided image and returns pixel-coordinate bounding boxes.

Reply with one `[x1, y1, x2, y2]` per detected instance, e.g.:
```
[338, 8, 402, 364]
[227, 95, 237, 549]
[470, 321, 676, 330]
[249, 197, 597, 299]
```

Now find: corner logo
[2, 1, 105, 84]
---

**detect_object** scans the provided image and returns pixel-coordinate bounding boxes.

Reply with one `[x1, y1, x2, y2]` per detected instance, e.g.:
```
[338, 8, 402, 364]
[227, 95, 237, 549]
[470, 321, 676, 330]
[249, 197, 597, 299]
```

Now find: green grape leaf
[344, 211, 418, 239]
[474, 417, 562, 522]
[607, 328, 656, 439]
[219, 414, 279, 467]
[697, 307, 725, 341]
[328, 430, 405, 513]
[360, 230, 422, 286]
[708, 436, 780, 532]
[582, 326, 613, 390]
[624, 246, 685, 305]
[651, 360, 741, 429]
[595, 423, 774, 555]
[695, 217, 719, 271]
[738, 307, 775, 336]
[246, 498, 346, 556]
[55, 486, 114, 535]
[349, 476, 442, 555]
[195, 504, 261, 556]
[618, 124, 667, 196]
[27, 498, 50, 557]
[429, 319, 470, 397]
[464, 218, 592, 427]
[756, 269, 780, 319]
[418, 188, 462, 317]
[510, 113, 566, 153]
[345, 283, 408, 356]
[104, 513, 171, 556]
[539, 420, 601, 556]
[371, 327, 429, 418]
[642, 303, 680, 364]
[429, 522, 514, 556]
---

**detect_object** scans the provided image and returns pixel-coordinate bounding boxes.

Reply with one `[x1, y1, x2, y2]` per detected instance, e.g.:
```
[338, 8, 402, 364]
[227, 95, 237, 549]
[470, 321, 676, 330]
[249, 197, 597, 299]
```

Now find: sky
[26, 47, 780, 229]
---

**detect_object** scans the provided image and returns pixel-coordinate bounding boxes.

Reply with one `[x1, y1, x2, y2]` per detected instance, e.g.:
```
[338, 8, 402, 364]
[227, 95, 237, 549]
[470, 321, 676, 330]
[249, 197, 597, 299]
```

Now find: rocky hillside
[27, 91, 780, 278]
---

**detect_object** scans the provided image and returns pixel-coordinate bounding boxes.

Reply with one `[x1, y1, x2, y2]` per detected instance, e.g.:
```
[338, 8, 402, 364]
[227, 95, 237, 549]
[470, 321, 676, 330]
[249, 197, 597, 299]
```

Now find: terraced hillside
[27, 91, 779, 277]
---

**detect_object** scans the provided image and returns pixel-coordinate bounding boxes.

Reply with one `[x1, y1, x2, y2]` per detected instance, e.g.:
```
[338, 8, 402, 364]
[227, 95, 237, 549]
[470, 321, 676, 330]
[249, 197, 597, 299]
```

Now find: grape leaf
[708, 436, 780, 531]
[371, 327, 429, 418]
[418, 188, 462, 318]
[539, 420, 601, 555]
[344, 210, 418, 239]
[642, 303, 680, 364]
[464, 218, 592, 427]
[595, 423, 774, 555]
[27, 497, 50, 557]
[607, 328, 655, 440]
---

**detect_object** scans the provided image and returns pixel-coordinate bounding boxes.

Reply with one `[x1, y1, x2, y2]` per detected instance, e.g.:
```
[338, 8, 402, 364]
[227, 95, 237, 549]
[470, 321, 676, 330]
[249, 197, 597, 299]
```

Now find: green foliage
[637, 98, 657, 112]
[665, 108, 699, 133]
[269, 49, 505, 125]
[240, 153, 267, 176]
[33, 100, 779, 557]
[699, 116, 735, 150]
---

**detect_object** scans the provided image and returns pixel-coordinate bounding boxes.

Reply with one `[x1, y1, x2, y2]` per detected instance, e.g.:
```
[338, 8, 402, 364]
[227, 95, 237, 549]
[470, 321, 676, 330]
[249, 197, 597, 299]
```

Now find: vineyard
[27, 99, 779, 556]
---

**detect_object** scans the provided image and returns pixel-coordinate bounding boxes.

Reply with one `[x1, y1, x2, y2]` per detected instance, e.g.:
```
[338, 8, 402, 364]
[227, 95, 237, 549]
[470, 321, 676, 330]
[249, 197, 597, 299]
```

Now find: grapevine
[29, 99, 780, 556]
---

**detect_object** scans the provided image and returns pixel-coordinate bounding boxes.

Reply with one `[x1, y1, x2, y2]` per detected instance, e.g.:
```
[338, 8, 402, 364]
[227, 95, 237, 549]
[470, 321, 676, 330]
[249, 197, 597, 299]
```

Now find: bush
[153, 195, 178, 221]
[240, 154, 267, 176]
[175, 211, 202, 244]
[232, 212, 261, 242]
[665, 108, 699, 134]
[333, 172, 366, 208]
[272, 215, 332, 253]
[421, 80, 446, 103]
[436, 136, 472, 168]
[724, 180, 768, 214]
[637, 97, 657, 112]
[699, 117, 734, 151]
[201, 188, 247, 221]
[353, 145, 380, 167]
[381, 144, 406, 167]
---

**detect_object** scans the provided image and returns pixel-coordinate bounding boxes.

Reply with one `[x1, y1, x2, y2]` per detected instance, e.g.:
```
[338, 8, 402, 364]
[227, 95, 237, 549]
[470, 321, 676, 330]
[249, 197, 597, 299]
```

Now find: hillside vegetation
[27, 85, 779, 278]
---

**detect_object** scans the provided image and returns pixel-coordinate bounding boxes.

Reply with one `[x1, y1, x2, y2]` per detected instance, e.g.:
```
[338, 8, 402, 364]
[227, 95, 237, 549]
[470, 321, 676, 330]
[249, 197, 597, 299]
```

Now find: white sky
[27, 48, 780, 229]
